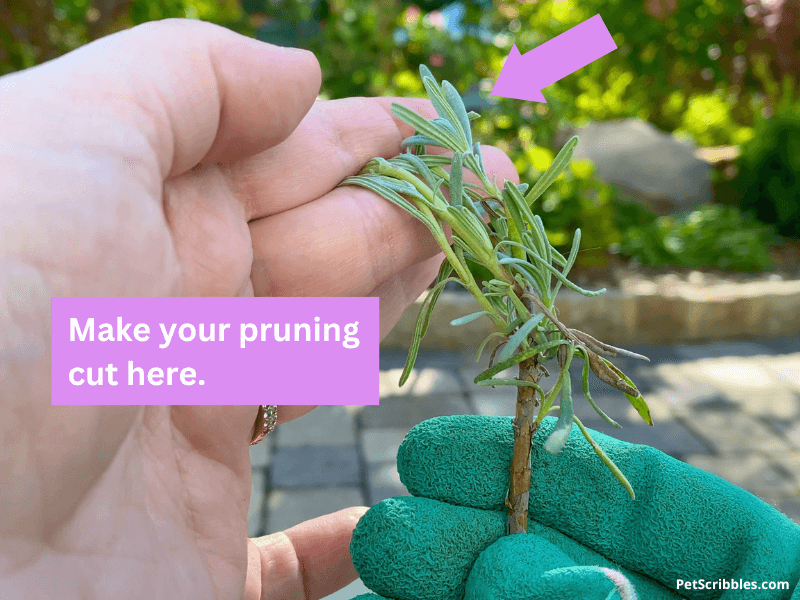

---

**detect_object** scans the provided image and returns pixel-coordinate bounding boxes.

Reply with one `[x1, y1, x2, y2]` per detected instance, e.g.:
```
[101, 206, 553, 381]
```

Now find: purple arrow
[491, 14, 617, 103]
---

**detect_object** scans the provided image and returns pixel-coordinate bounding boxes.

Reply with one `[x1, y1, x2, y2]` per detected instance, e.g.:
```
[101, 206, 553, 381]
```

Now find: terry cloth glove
[348, 415, 800, 600]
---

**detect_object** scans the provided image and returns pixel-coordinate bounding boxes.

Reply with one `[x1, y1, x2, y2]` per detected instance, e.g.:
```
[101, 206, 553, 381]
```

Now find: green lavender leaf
[401, 134, 441, 149]
[341, 175, 433, 230]
[533, 214, 553, 273]
[433, 117, 463, 140]
[502, 316, 525, 335]
[551, 228, 582, 298]
[420, 71, 454, 125]
[417, 154, 452, 168]
[474, 339, 569, 384]
[467, 111, 481, 122]
[418, 63, 437, 84]
[501, 186, 528, 247]
[392, 103, 461, 150]
[452, 234, 474, 256]
[475, 331, 506, 363]
[550, 245, 569, 267]
[519, 229, 549, 268]
[505, 180, 539, 236]
[400, 266, 459, 386]
[498, 312, 546, 363]
[544, 367, 574, 454]
[497, 255, 549, 296]
[446, 205, 493, 254]
[372, 176, 429, 203]
[451, 311, 490, 326]
[491, 214, 509, 239]
[449, 151, 464, 209]
[573, 415, 635, 499]
[505, 181, 549, 263]
[417, 66, 470, 146]
[485, 293, 508, 314]
[523, 252, 607, 297]
[395, 152, 438, 188]
[462, 189, 488, 222]
[473, 142, 486, 174]
[476, 378, 545, 400]
[442, 80, 473, 148]
[525, 136, 579, 206]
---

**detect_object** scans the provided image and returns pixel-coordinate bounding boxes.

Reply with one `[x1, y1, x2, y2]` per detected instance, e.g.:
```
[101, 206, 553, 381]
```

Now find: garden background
[2, 0, 799, 281]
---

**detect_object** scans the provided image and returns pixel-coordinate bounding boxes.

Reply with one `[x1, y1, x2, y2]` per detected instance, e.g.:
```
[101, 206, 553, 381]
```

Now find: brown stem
[506, 293, 544, 535]
[503, 287, 647, 533]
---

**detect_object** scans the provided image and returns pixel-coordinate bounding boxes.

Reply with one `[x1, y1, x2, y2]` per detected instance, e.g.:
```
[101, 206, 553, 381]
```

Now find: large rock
[556, 118, 712, 215]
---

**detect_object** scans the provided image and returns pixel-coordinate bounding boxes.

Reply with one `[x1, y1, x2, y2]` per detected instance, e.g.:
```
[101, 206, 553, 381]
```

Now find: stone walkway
[248, 336, 800, 598]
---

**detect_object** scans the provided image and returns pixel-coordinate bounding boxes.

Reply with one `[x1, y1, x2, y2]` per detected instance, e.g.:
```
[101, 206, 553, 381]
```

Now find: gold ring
[250, 405, 278, 446]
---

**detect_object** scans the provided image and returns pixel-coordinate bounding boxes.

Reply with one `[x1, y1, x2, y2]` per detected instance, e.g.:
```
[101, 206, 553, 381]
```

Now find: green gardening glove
[348, 415, 800, 600]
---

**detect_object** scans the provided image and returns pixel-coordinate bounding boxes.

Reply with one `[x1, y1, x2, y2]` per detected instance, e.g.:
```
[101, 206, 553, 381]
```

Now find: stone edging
[380, 279, 800, 349]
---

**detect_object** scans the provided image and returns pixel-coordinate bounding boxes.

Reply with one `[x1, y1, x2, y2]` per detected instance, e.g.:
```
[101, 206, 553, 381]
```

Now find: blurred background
[4, 3, 800, 598]
[2, 0, 799, 277]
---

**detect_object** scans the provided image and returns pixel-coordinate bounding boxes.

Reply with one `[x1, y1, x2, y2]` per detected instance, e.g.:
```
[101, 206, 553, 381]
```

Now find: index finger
[225, 95, 468, 221]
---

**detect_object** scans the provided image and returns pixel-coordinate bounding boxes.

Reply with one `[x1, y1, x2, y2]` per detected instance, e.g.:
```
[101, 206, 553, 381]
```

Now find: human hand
[349, 415, 800, 600]
[0, 18, 519, 600]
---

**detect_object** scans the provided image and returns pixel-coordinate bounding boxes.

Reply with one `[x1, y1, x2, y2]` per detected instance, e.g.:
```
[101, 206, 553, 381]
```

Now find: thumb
[18, 17, 321, 180]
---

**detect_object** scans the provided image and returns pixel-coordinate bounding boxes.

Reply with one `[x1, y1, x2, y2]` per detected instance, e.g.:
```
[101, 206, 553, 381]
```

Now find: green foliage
[2, 0, 787, 271]
[243, 0, 767, 150]
[615, 203, 781, 271]
[506, 0, 764, 139]
[725, 84, 800, 239]
[0, 0, 253, 77]
[526, 153, 622, 263]
[677, 91, 755, 147]
[2, 0, 772, 144]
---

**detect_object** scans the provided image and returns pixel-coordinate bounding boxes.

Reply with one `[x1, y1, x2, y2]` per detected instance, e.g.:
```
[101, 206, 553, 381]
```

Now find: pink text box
[51, 297, 379, 405]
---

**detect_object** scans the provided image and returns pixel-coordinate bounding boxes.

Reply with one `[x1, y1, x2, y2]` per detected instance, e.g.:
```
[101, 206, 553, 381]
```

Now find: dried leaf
[574, 345, 622, 428]
[570, 328, 651, 362]
[587, 350, 640, 397]
[603, 360, 653, 426]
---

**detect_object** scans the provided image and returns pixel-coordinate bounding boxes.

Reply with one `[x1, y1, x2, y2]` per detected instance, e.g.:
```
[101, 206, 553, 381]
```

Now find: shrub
[724, 84, 800, 238]
[614, 203, 781, 271]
